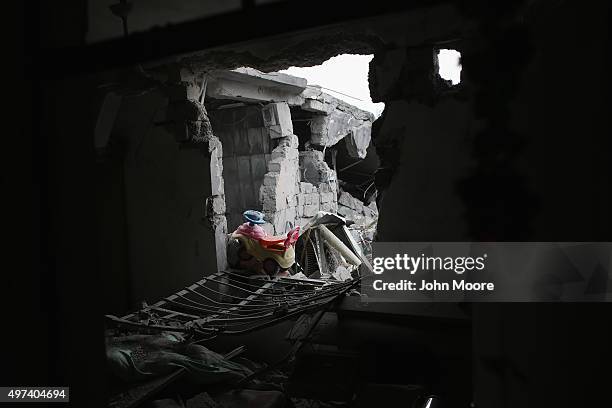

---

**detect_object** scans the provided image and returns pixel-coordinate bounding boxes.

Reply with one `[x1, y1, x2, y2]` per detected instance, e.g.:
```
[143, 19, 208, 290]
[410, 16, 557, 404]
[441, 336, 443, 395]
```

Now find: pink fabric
[237, 223, 267, 240]
[284, 226, 300, 247]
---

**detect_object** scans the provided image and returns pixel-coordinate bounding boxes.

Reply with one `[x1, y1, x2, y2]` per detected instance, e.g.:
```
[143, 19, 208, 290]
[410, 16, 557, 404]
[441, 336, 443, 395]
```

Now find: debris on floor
[294, 211, 370, 279]
[105, 267, 363, 408]
[226, 209, 371, 281]
[215, 389, 287, 408]
[106, 332, 253, 384]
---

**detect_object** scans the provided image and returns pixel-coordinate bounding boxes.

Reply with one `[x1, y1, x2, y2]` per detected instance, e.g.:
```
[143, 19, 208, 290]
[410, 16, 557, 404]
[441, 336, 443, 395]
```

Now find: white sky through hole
[437, 49, 462, 85]
[277, 54, 385, 118]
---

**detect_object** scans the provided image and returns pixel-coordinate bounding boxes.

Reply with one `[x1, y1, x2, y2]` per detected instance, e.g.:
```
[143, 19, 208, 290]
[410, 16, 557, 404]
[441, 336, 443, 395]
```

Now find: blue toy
[243, 210, 266, 226]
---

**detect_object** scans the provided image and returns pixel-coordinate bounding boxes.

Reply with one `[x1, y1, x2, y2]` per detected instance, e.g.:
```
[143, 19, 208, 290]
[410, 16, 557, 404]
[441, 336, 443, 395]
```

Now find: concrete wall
[209, 101, 344, 236]
[260, 136, 339, 235]
[259, 134, 301, 234]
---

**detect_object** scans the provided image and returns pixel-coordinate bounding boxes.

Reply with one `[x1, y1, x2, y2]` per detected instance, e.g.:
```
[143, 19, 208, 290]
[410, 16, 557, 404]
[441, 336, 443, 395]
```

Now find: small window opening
[437, 49, 462, 85]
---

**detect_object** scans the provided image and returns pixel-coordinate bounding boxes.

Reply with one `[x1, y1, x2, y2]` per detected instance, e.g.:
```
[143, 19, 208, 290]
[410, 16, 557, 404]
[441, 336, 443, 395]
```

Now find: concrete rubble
[202, 67, 379, 258]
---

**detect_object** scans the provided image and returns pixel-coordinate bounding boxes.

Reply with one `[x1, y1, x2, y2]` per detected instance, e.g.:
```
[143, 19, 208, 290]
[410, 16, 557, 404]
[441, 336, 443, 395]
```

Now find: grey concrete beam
[231, 67, 307, 91]
[206, 74, 306, 105]
[209, 67, 307, 95]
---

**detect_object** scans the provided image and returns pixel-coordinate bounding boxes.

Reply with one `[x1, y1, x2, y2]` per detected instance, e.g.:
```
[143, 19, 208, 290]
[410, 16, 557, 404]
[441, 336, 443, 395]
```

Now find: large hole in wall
[205, 54, 383, 265]
[278, 54, 385, 118]
[279, 54, 383, 262]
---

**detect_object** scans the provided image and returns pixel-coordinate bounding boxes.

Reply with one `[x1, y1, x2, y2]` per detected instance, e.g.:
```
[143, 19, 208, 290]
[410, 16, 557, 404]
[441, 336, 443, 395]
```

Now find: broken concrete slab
[345, 122, 372, 159]
[300, 85, 374, 120]
[338, 189, 378, 222]
[299, 150, 336, 185]
[338, 191, 360, 209]
[301, 98, 333, 115]
[206, 79, 304, 104]
[206, 69, 306, 104]
[309, 109, 372, 154]
[262, 102, 293, 139]
[229, 67, 307, 92]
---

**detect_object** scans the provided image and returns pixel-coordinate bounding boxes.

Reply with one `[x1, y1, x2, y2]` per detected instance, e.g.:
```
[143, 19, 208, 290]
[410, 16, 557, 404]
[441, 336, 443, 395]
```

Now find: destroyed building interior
[15, 1, 610, 408]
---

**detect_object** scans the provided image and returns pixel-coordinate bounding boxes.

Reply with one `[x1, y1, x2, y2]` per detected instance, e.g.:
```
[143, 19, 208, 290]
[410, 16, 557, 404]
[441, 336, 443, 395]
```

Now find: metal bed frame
[105, 269, 359, 341]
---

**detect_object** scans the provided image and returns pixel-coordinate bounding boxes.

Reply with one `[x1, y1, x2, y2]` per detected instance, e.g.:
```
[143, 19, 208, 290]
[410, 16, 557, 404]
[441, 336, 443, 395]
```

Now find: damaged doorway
[205, 54, 383, 266]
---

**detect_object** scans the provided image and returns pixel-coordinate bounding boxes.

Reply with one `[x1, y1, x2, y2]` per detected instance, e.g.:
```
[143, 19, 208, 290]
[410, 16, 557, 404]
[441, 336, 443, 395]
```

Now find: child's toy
[227, 210, 299, 276]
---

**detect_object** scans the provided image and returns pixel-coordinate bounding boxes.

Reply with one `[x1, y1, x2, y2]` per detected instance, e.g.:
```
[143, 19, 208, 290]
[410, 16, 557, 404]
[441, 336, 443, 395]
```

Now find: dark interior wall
[365, 2, 610, 407]
[508, 2, 610, 241]
[87, 0, 242, 43]
[96, 120, 131, 315]
[374, 98, 473, 241]
[471, 3, 610, 407]
[20, 71, 220, 406]
[359, 1, 610, 253]
[112, 90, 219, 307]
[25, 75, 109, 406]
